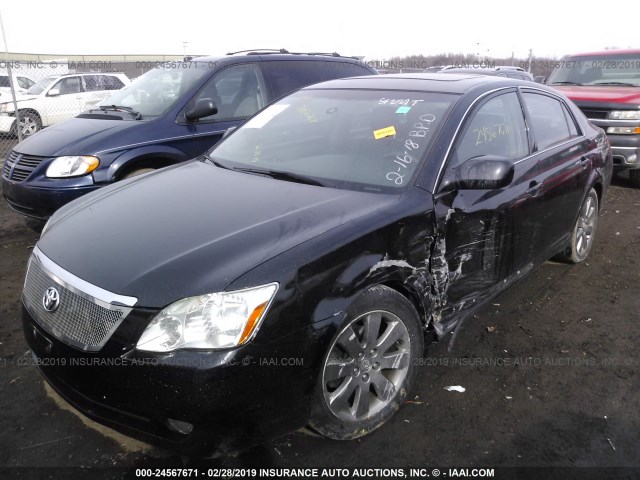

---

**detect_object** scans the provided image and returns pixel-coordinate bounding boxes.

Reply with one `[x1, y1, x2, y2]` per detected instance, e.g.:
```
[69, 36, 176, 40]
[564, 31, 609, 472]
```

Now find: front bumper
[23, 303, 321, 455]
[0, 114, 16, 133]
[2, 177, 99, 219]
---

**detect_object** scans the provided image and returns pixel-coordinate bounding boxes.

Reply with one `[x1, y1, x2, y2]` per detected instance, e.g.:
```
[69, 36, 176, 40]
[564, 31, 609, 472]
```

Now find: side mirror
[533, 76, 546, 84]
[47, 88, 60, 97]
[222, 126, 237, 138]
[185, 98, 218, 121]
[456, 156, 514, 190]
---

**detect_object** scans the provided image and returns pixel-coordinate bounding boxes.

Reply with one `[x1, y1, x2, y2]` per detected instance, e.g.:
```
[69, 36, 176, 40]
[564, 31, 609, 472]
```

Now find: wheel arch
[378, 280, 430, 330]
[108, 145, 189, 181]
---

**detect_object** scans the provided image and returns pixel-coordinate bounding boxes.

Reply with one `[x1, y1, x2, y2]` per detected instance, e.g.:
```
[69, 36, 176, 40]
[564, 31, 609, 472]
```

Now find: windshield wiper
[98, 105, 142, 120]
[231, 166, 326, 187]
[206, 156, 232, 170]
[592, 81, 637, 87]
[549, 81, 583, 85]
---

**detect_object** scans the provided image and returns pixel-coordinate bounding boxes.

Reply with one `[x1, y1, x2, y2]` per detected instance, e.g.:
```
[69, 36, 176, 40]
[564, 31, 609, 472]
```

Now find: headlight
[136, 283, 279, 352]
[607, 126, 640, 135]
[46, 156, 100, 178]
[609, 110, 640, 120]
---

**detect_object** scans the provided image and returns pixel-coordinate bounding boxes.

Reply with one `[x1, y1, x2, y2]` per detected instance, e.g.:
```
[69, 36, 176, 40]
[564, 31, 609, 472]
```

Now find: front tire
[11, 110, 42, 138]
[563, 188, 599, 264]
[629, 169, 640, 189]
[122, 167, 155, 179]
[309, 285, 423, 440]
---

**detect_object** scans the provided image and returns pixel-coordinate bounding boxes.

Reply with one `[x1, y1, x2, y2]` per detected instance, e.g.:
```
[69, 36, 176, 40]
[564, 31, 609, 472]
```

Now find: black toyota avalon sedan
[22, 74, 612, 455]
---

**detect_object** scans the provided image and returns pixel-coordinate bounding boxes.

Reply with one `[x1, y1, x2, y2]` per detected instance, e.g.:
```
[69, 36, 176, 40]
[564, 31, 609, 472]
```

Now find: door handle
[527, 180, 543, 195]
[575, 155, 588, 166]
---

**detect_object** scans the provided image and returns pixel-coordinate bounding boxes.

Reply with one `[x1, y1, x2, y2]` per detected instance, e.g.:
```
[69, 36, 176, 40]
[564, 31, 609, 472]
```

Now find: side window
[191, 64, 265, 122]
[103, 75, 124, 90]
[522, 93, 577, 150]
[449, 91, 529, 168]
[17, 77, 34, 89]
[562, 103, 580, 136]
[261, 61, 342, 98]
[53, 77, 82, 95]
[83, 75, 101, 91]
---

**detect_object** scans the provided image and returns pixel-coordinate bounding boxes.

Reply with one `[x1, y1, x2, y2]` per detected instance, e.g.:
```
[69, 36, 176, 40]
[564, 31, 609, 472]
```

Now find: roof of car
[303, 73, 520, 94]
[191, 53, 366, 65]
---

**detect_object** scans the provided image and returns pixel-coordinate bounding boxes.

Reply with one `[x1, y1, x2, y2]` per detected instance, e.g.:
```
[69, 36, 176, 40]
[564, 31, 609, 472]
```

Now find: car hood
[38, 161, 396, 308]
[551, 85, 640, 104]
[14, 116, 142, 156]
[1, 93, 37, 103]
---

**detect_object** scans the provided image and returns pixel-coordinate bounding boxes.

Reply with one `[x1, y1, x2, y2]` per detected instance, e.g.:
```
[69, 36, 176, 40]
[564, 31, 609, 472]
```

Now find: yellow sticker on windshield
[373, 126, 396, 140]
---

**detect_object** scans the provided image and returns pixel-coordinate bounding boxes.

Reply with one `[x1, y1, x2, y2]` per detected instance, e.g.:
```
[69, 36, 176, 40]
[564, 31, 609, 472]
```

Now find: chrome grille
[579, 108, 608, 120]
[2, 150, 50, 182]
[22, 248, 137, 351]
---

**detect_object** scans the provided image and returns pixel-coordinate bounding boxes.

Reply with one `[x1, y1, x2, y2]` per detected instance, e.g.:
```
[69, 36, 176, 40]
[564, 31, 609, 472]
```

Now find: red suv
[546, 49, 640, 187]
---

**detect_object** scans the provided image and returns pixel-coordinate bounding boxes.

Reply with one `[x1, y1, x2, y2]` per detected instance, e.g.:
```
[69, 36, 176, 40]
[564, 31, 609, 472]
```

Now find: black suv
[2, 50, 377, 218]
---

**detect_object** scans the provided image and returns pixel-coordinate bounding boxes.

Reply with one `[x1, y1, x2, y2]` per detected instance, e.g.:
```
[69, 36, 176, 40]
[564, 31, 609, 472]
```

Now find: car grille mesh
[2, 150, 50, 182]
[579, 109, 608, 120]
[22, 258, 130, 351]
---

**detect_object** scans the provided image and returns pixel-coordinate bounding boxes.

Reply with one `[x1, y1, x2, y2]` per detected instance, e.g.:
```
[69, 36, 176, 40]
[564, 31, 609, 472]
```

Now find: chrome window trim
[31, 246, 137, 308]
[434, 85, 591, 191]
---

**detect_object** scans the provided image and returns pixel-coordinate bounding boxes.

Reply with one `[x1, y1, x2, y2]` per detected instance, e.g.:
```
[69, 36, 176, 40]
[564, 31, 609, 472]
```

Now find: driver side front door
[432, 89, 543, 326]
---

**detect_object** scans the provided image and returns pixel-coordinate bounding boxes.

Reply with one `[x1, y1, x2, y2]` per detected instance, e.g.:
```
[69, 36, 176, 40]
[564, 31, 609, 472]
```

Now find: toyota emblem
[42, 287, 60, 312]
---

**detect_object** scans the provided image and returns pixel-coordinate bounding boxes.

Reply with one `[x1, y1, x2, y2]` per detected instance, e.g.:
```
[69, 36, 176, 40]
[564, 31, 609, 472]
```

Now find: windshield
[209, 89, 455, 192]
[99, 63, 210, 117]
[27, 76, 56, 95]
[548, 53, 640, 86]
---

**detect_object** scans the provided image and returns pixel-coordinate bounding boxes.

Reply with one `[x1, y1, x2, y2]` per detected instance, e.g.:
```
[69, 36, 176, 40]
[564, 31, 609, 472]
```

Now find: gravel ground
[0, 175, 638, 479]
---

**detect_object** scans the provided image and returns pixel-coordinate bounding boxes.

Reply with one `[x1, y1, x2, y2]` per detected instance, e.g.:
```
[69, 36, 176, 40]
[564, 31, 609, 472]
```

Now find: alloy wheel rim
[576, 196, 596, 257]
[20, 117, 38, 136]
[322, 310, 410, 422]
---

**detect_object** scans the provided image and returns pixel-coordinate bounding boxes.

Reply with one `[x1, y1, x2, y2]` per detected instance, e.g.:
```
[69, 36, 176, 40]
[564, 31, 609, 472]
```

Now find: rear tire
[562, 188, 599, 264]
[308, 285, 423, 440]
[629, 169, 640, 188]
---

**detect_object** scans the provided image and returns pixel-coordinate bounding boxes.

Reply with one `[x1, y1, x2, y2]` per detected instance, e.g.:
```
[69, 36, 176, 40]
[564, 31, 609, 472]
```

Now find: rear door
[519, 89, 590, 260]
[82, 75, 126, 109]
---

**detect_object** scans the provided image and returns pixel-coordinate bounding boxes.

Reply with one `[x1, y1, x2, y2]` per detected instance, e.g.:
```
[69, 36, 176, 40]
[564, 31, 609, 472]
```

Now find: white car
[0, 73, 36, 98]
[0, 72, 129, 137]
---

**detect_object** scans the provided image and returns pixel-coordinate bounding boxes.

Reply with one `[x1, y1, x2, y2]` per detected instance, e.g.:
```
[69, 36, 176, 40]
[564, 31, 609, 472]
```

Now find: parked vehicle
[22, 73, 612, 454]
[0, 73, 36, 97]
[0, 72, 129, 138]
[545, 49, 640, 186]
[1, 51, 377, 219]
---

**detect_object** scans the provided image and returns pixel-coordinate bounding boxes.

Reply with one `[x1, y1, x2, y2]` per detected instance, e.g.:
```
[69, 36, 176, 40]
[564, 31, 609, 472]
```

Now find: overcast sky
[1, 1, 638, 60]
